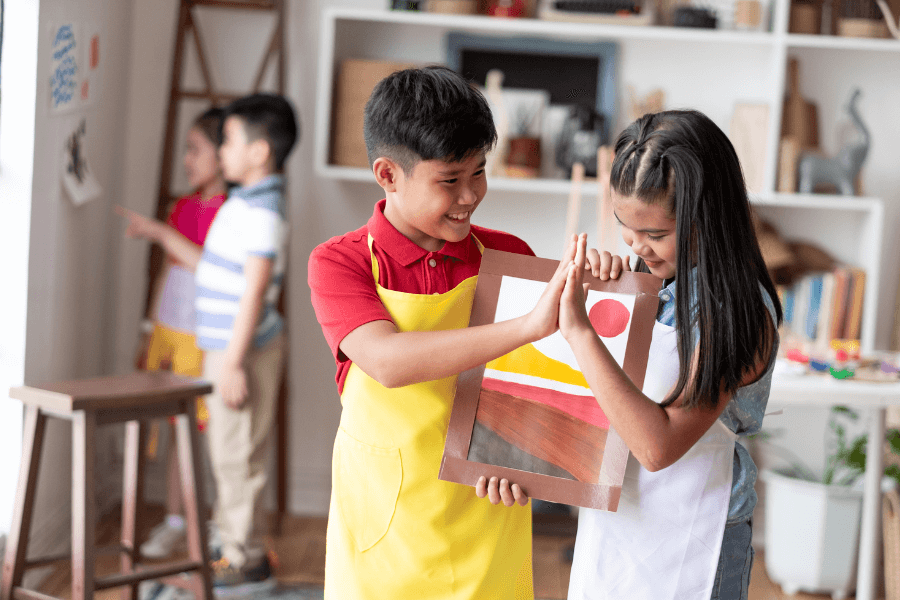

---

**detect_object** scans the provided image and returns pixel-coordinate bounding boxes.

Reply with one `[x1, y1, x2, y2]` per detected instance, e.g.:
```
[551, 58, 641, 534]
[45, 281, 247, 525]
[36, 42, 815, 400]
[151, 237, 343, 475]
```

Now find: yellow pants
[145, 323, 208, 428]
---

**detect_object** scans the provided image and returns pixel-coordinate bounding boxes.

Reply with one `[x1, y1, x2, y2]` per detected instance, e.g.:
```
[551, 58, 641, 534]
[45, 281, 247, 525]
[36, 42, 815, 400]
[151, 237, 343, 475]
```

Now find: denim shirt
[656, 275, 779, 523]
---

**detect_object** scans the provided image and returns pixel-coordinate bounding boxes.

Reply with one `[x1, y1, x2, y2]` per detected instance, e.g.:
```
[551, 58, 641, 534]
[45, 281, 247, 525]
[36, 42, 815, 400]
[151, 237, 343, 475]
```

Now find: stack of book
[778, 266, 867, 349]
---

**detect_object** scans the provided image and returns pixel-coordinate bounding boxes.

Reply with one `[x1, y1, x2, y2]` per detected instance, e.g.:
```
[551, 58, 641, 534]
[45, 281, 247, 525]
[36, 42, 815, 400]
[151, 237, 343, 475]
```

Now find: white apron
[568, 320, 737, 600]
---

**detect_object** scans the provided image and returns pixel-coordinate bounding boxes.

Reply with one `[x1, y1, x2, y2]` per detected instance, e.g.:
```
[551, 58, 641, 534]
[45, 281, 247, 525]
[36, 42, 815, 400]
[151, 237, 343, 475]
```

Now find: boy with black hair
[195, 93, 297, 588]
[309, 66, 565, 599]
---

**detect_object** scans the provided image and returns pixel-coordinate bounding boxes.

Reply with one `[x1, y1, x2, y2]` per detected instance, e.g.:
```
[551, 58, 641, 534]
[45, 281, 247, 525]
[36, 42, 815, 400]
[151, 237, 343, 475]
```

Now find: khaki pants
[203, 333, 284, 567]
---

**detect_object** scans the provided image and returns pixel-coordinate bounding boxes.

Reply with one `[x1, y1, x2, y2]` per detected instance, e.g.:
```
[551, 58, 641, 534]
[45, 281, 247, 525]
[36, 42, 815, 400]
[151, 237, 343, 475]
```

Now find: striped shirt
[194, 175, 288, 350]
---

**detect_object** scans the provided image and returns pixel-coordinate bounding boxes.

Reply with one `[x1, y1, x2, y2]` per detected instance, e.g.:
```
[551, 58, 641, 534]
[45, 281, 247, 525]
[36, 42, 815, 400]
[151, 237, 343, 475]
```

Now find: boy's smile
[379, 151, 487, 253]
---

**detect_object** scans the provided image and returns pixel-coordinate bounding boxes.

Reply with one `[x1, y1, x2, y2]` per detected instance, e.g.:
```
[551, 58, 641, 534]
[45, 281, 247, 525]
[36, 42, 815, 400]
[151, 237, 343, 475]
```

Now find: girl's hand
[116, 205, 164, 243]
[475, 476, 529, 507]
[559, 234, 596, 341]
[584, 247, 631, 281]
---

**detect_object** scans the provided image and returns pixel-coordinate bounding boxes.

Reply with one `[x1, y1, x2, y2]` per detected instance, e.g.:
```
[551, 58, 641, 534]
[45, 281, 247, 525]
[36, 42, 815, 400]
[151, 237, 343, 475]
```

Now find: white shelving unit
[314, 7, 896, 599]
[314, 2, 892, 352]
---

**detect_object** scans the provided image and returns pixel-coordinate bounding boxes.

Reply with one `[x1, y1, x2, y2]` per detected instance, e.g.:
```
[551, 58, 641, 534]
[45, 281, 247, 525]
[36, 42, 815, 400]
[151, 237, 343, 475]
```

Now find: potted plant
[758, 406, 900, 599]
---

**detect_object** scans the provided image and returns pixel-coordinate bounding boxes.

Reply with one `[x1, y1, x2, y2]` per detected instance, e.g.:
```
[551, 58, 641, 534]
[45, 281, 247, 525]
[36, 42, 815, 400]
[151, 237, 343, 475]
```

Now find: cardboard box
[330, 59, 417, 168]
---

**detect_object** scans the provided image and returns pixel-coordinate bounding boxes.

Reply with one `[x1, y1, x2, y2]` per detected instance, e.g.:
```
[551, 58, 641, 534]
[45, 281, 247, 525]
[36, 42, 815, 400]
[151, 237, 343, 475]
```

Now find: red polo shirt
[308, 199, 535, 393]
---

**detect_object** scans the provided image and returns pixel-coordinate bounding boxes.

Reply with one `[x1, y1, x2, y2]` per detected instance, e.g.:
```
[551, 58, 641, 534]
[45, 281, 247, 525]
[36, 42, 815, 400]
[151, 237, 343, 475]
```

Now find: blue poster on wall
[50, 23, 79, 114]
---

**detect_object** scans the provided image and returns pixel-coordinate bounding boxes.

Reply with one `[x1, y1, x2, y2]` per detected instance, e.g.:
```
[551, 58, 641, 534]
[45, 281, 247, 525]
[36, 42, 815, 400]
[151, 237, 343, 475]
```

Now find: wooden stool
[1, 371, 214, 600]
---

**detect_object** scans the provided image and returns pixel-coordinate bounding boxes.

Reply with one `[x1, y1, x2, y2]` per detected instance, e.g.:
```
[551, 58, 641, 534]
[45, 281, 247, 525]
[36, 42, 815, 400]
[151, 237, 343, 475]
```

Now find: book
[815, 271, 835, 351]
[845, 268, 867, 341]
[829, 267, 852, 341]
[805, 273, 824, 340]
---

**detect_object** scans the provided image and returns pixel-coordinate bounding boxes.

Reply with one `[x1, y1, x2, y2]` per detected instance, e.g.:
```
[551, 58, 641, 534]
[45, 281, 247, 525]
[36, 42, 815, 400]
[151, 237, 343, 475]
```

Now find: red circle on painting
[589, 299, 630, 338]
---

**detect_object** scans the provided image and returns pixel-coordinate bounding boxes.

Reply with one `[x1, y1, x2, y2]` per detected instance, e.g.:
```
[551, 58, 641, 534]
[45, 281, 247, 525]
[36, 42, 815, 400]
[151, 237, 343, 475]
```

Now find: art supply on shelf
[789, 0, 824, 33]
[672, 6, 718, 27]
[565, 162, 586, 251]
[538, 0, 655, 24]
[428, 0, 479, 12]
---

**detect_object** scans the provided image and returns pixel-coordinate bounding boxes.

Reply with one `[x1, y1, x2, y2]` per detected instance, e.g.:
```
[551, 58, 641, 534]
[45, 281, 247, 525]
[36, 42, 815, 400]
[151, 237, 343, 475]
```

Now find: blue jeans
[711, 518, 754, 600]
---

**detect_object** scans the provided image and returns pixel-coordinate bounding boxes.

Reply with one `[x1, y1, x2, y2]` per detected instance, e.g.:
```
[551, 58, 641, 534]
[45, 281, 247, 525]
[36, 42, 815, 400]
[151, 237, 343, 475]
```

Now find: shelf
[785, 33, 900, 52]
[319, 165, 601, 194]
[329, 7, 776, 46]
[751, 192, 883, 212]
[770, 371, 900, 408]
[318, 166, 885, 213]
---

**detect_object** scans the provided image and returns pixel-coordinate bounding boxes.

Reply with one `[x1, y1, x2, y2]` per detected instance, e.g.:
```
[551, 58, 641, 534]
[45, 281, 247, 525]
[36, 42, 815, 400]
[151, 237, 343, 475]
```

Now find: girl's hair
[193, 106, 226, 147]
[610, 109, 783, 411]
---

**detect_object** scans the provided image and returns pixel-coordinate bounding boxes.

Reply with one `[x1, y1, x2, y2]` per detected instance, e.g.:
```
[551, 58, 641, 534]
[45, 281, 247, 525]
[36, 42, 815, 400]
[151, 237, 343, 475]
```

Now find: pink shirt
[167, 191, 227, 246]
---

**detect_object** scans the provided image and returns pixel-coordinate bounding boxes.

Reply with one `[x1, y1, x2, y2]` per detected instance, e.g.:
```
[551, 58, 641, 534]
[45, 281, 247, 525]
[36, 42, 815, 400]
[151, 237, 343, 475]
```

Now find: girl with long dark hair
[559, 109, 782, 600]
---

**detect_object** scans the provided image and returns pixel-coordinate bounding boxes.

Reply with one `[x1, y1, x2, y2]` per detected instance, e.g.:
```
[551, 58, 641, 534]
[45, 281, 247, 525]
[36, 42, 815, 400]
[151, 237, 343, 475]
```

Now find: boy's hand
[475, 476, 529, 507]
[522, 241, 578, 342]
[559, 234, 597, 341]
[116, 205, 164, 243]
[219, 363, 249, 409]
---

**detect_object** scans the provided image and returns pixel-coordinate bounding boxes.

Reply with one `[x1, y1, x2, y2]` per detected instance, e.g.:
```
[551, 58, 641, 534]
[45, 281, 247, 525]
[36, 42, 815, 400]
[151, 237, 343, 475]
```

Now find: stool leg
[174, 403, 213, 599]
[120, 420, 146, 600]
[1, 406, 47, 600]
[72, 411, 96, 600]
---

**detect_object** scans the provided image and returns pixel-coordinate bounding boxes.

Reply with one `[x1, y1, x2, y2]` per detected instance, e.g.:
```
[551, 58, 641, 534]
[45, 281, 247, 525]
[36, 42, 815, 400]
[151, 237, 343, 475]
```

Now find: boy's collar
[231, 173, 283, 195]
[369, 199, 477, 267]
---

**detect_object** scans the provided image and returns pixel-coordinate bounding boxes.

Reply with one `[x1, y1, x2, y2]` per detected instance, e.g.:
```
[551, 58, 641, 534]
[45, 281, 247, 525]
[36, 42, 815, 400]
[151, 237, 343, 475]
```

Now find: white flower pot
[762, 469, 864, 600]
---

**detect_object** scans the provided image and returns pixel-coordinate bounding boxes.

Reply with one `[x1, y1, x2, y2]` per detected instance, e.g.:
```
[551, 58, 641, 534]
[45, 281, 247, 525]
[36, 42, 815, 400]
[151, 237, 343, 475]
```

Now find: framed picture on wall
[439, 250, 661, 511]
[445, 33, 618, 145]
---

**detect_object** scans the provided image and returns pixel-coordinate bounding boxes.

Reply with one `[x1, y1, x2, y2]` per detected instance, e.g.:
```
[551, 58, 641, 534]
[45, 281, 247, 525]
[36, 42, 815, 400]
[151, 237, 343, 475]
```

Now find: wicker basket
[885, 488, 900, 600]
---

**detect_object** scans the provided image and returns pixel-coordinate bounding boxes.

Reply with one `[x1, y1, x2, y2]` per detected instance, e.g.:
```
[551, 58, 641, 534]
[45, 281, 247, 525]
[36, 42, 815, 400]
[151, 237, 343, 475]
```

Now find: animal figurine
[798, 89, 869, 196]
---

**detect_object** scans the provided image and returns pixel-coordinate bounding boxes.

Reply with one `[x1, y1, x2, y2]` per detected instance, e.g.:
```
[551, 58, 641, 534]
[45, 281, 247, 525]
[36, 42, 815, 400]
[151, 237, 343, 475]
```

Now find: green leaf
[886, 464, 900, 487]
[846, 436, 868, 473]
[887, 429, 900, 455]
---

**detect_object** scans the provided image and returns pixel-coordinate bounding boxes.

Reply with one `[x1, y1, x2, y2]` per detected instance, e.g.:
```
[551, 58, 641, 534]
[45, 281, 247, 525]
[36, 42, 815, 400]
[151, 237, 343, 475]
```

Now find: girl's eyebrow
[613, 211, 670, 234]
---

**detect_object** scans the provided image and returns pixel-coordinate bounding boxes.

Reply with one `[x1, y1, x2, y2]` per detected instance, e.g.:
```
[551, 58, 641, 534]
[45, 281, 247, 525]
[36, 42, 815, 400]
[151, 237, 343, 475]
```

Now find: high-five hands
[559, 234, 632, 342]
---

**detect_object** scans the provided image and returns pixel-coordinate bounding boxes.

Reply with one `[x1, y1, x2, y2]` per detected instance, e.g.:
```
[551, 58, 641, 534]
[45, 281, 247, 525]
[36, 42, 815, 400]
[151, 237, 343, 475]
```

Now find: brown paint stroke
[473, 388, 608, 483]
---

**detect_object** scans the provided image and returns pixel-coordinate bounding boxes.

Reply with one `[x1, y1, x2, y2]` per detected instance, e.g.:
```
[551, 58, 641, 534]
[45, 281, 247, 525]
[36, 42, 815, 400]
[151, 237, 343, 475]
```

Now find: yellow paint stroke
[486, 343, 590, 388]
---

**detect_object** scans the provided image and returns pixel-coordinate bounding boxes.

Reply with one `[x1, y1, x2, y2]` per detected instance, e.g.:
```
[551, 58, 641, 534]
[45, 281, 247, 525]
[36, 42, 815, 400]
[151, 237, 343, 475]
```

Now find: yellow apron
[324, 235, 533, 600]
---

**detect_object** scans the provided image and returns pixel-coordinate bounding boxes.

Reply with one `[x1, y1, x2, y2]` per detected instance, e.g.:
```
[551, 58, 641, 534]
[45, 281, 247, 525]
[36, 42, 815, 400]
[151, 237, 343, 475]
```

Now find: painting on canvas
[439, 249, 661, 510]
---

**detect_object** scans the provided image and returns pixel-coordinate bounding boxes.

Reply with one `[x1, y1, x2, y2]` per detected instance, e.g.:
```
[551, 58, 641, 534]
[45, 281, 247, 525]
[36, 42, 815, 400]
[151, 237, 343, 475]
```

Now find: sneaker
[206, 521, 223, 561]
[140, 520, 187, 559]
[210, 555, 275, 590]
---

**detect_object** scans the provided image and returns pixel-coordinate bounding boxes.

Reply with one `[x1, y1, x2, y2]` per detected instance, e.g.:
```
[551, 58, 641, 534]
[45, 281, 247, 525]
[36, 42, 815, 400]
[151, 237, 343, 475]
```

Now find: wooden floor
[37, 505, 875, 599]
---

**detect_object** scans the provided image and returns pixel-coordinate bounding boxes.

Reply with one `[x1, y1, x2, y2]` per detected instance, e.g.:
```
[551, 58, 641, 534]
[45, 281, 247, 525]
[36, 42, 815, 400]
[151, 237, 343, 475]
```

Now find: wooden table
[1, 371, 214, 600]
[769, 373, 900, 600]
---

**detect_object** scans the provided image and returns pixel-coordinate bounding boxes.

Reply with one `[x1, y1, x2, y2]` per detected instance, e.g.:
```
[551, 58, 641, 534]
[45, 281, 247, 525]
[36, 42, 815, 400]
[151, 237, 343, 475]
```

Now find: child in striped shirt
[194, 93, 297, 589]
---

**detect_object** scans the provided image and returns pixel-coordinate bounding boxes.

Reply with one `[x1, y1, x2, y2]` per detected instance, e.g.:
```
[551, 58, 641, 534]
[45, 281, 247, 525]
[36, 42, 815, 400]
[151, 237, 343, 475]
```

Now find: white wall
[0, 0, 135, 565]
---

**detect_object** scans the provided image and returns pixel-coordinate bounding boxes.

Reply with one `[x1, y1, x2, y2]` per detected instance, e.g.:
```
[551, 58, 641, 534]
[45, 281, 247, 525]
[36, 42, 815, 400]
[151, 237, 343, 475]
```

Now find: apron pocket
[334, 428, 402, 552]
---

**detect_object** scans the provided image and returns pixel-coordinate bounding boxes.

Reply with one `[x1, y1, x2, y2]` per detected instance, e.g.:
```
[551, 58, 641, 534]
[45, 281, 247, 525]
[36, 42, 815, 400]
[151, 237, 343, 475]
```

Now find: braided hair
[610, 110, 782, 411]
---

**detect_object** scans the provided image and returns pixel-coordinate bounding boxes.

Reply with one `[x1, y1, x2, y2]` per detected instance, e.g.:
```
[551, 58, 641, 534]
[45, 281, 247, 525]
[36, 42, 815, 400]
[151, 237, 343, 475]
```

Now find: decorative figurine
[798, 88, 869, 196]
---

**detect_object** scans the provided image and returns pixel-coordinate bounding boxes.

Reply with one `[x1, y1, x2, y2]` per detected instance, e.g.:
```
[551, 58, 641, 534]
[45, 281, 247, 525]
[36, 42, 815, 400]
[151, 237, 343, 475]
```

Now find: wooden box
[330, 59, 416, 168]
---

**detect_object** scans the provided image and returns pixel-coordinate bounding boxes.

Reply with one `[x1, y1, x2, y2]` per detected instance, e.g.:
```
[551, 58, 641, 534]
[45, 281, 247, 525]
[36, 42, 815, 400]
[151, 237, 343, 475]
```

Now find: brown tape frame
[439, 249, 662, 510]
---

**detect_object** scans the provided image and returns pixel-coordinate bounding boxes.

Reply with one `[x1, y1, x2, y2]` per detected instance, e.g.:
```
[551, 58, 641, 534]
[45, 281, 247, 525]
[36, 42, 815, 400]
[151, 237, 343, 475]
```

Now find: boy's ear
[250, 138, 273, 170]
[373, 157, 401, 192]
